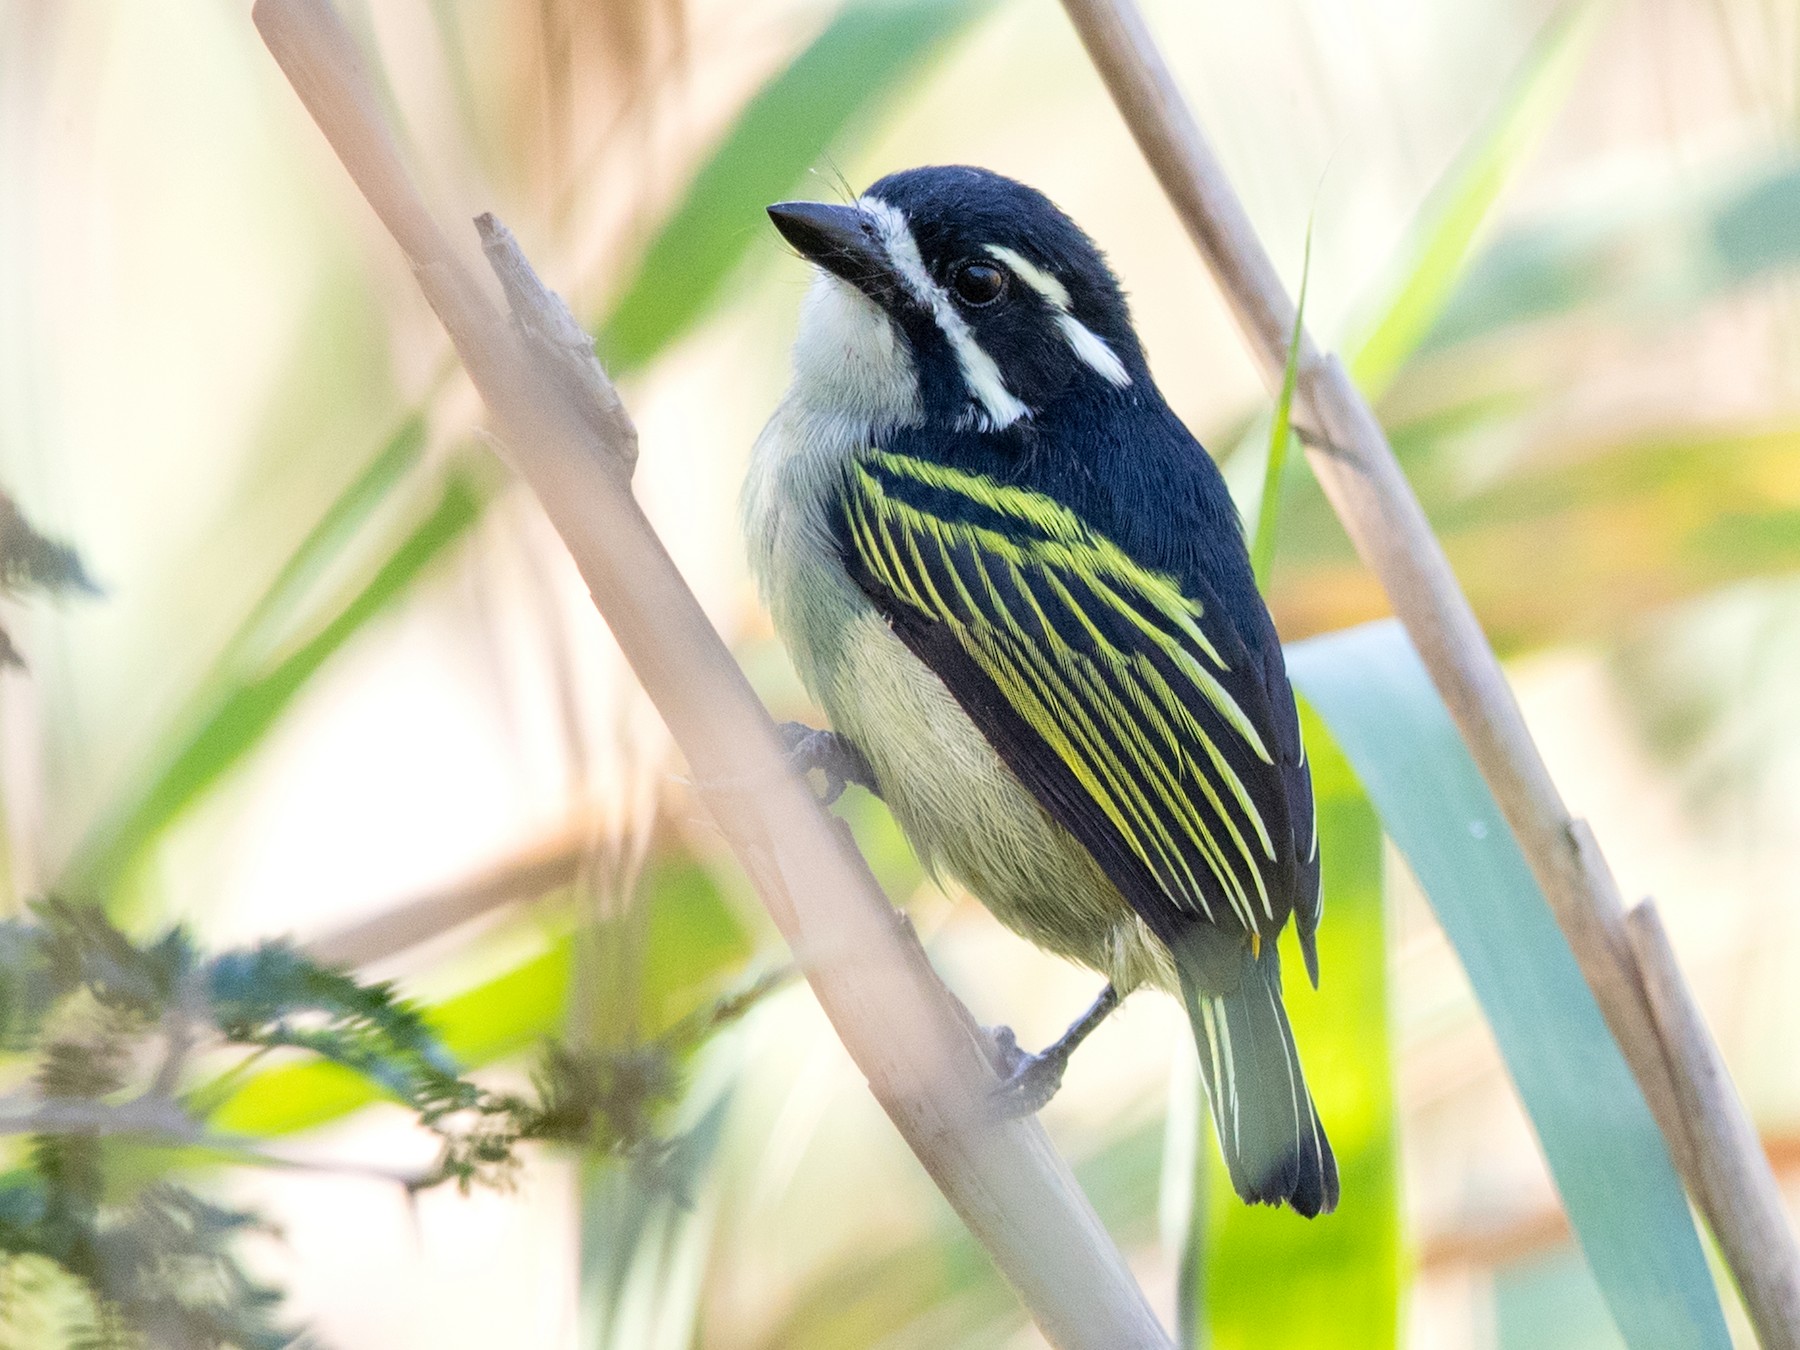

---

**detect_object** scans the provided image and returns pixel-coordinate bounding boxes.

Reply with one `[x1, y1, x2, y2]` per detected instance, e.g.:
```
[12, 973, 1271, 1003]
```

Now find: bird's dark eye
[951, 260, 1006, 307]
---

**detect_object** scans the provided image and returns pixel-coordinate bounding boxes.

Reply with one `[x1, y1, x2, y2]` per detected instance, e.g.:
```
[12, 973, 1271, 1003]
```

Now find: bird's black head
[769, 166, 1144, 434]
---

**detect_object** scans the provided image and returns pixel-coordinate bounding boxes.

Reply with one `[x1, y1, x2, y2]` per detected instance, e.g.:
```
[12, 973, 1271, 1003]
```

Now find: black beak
[767, 200, 893, 294]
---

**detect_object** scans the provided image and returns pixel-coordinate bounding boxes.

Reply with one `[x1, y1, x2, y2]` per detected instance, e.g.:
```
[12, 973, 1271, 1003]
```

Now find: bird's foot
[779, 722, 880, 804]
[983, 1025, 1068, 1119]
[981, 986, 1119, 1119]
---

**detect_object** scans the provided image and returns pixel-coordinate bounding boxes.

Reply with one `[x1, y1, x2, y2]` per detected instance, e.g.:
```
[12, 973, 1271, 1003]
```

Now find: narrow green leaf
[1200, 706, 1401, 1350]
[1288, 620, 1729, 1350]
[65, 465, 491, 902]
[1348, 2, 1603, 397]
[597, 0, 994, 372]
[220, 415, 427, 673]
[1250, 225, 1312, 591]
[1496, 1249, 1628, 1349]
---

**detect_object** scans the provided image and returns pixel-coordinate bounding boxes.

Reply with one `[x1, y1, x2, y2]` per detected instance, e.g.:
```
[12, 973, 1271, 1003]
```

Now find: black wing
[837, 448, 1317, 962]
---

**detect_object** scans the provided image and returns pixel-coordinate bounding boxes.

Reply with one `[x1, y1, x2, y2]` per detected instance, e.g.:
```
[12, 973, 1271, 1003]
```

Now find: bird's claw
[983, 1024, 1065, 1119]
[779, 722, 878, 804]
[984, 1024, 1027, 1075]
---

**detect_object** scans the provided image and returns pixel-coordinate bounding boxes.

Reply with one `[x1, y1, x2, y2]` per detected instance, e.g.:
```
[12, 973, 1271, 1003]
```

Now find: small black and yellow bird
[744, 165, 1336, 1216]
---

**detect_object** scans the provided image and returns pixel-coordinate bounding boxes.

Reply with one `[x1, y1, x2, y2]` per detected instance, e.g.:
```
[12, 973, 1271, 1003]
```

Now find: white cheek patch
[861, 195, 1029, 432]
[986, 244, 1133, 390]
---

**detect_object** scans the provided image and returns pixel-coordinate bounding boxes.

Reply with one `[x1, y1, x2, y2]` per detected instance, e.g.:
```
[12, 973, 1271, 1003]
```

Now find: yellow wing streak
[926, 507, 1229, 920]
[992, 630, 1231, 920]
[852, 486, 1199, 908]
[960, 548, 1240, 917]
[972, 632, 1210, 913]
[857, 463, 1269, 766]
[848, 453, 1284, 935]
[989, 591, 1257, 925]
[900, 523, 958, 618]
[864, 450, 1090, 540]
[1083, 573, 1270, 763]
[1048, 648, 1261, 927]
[962, 548, 1238, 920]
[1107, 656, 1274, 923]
[926, 525, 990, 624]
[995, 656, 1209, 916]
[1038, 566, 1278, 868]
[851, 499, 927, 614]
[1131, 655, 1279, 866]
[864, 453, 1240, 673]
[957, 586, 1219, 919]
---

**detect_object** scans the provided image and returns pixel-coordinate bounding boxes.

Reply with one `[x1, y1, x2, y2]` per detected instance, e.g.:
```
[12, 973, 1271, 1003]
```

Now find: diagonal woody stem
[251, 1, 1172, 1345]
[1055, 1, 1800, 1345]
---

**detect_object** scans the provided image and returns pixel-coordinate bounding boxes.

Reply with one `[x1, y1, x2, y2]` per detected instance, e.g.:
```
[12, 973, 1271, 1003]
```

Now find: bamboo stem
[251, 2, 1170, 1345]
[1627, 902, 1800, 1349]
[1054, 1, 1800, 1343]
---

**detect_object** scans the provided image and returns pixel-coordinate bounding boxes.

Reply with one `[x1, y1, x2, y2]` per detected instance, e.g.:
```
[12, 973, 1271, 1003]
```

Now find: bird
[743, 164, 1336, 1217]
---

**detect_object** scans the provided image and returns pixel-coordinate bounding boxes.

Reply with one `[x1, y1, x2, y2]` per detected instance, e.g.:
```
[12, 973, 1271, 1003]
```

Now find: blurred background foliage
[2, 0, 1799, 1344]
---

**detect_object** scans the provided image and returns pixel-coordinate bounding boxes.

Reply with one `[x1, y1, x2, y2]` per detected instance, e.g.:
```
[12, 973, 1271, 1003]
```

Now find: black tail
[1178, 944, 1338, 1217]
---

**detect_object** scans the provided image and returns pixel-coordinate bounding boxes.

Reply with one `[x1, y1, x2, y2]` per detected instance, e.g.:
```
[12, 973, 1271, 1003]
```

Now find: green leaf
[1496, 1249, 1628, 1349]
[1288, 620, 1729, 1350]
[1250, 223, 1312, 591]
[597, 0, 995, 373]
[216, 415, 429, 675]
[1199, 705, 1401, 1350]
[1348, 2, 1603, 397]
[1258, 4, 1602, 640]
[64, 458, 491, 905]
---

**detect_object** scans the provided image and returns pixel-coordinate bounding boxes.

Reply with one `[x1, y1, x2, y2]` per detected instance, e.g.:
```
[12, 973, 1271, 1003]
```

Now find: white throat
[789, 272, 922, 431]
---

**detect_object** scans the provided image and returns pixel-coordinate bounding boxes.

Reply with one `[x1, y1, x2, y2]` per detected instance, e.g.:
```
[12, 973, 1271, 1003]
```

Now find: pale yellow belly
[823, 608, 1176, 994]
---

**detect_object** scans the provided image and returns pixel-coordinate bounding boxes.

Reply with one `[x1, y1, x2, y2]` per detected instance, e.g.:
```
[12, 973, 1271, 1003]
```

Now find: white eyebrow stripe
[987, 244, 1133, 390]
[860, 195, 1029, 432]
[986, 244, 1071, 309]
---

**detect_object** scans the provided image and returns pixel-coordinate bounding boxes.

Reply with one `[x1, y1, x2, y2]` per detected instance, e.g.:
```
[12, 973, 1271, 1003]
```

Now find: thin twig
[303, 826, 587, 967]
[1055, 0, 1798, 1343]
[149, 969, 205, 1100]
[251, 3, 1171, 1345]
[0, 1094, 200, 1139]
[0, 1093, 432, 1190]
